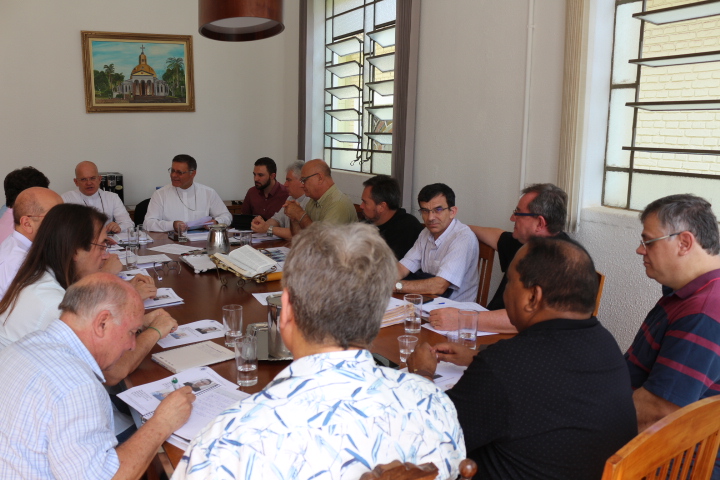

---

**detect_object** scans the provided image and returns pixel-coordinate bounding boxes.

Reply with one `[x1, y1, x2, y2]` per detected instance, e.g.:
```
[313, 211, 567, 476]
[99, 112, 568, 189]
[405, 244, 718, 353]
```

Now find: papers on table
[120, 254, 172, 267]
[111, 232, 155, 244]
[258, 247, 289, 272]
[148, 244, 201, 255]
[117, 268, 151, 281]
[144, 288, 183, 309]
[181, 254, 217, 273]
[252, 291, 283, 306]
[228, 230, 282, 245]
[185, 232, 209, 242]
[156, 320, 225, 348]
[402, 361, 468, 392]
[422, 322, 497, 337]
[382, 297, 411, 328]
[421, 297, 488, 314]
[117, 366, 248, 442]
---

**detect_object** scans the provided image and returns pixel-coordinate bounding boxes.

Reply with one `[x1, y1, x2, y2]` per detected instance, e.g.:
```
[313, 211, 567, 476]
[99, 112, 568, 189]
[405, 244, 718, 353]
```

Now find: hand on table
[428, 307, 460, 331]
[101, 254, 123, 275]
[106, 222, 121, 233]
[433, 342, 477, 367]
[151, 386, 195, 435]
[251, 216, 269, 233]
[143, 308, 178, 338]
[407, 342, 438, 379]
[129, 274, 157, 300]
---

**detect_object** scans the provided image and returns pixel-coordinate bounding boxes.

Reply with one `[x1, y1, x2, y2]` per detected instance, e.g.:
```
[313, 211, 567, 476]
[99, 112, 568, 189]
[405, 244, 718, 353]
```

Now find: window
[323, 0, 396, 174]
[603, 0, 720, 210]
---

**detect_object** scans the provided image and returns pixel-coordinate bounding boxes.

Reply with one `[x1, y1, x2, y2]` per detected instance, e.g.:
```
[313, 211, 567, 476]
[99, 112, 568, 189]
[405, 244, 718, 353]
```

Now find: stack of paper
[181, 254, 217, 273]
[117, 268, 151, 281]
[148, 244, 201, 255]
[117, 366, 248, 443]
[144, 287, 183, 309]
[156, 320, 225, 349]
[381, 297, 412, 328]
[120, 254, 172, 267]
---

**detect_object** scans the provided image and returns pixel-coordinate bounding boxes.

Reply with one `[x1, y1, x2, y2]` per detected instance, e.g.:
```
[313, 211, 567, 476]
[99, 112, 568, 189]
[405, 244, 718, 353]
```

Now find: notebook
[151, 341, 234, 374]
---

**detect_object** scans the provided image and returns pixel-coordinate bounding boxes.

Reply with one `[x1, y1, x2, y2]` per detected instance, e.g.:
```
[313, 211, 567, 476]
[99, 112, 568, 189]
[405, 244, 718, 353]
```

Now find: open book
[213, 245, 279, 278]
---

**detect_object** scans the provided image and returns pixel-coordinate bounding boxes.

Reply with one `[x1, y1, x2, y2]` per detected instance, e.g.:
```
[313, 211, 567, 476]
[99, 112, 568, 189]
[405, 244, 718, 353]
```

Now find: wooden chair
[601, 396, 720, 480]
[594, 271, 606, 317]
[476, 241, 495, 307]
[359, 459, 477, 480]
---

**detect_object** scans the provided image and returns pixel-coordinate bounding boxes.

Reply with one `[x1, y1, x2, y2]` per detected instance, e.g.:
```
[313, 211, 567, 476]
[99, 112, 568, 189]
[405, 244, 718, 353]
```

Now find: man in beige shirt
[283, 159, 356, 234]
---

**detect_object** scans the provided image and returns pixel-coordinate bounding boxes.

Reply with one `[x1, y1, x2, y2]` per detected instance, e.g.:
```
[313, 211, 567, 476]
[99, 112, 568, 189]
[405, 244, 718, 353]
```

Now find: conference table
[124, 231, 513, 467]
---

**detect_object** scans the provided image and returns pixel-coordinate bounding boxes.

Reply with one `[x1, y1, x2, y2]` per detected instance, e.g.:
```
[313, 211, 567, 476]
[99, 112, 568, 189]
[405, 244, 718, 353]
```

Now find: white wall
[0, 0, 299, 205]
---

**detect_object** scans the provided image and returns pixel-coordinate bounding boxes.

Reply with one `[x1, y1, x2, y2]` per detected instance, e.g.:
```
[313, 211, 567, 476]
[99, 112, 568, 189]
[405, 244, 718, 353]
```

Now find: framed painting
[82, 31, 195, 113]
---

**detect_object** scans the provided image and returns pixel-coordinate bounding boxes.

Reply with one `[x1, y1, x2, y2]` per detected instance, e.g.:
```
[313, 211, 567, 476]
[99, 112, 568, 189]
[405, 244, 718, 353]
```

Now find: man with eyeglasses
[282, 159, 357, 233]
[428, 183, 569, 333]
[144, 154, 231, 232]
[61, 161, 134, 233]
[625, 195, 720, 475]
[395, 183, 479, 302]
[0, 187, 62, 297]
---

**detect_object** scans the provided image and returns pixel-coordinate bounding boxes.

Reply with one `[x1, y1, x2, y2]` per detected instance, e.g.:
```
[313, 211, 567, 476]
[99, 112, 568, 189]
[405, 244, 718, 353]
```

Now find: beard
[255, 178, 271, 190]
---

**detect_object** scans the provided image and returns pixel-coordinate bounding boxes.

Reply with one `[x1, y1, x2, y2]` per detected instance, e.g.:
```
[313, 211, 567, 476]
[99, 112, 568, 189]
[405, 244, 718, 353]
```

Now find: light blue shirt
[400, 218, 480, 302]
[0, 320, 120, 479]
[174, 350, 465, 480]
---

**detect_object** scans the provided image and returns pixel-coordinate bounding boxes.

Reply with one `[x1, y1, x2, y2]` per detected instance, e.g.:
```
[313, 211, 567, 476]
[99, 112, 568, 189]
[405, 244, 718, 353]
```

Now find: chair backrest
[594, 271, 606, 317]
[476, 241, 495, 307]
[359, 459, 477, 480]
[134, 198, 151, 226]
[601, 396, 720, 480]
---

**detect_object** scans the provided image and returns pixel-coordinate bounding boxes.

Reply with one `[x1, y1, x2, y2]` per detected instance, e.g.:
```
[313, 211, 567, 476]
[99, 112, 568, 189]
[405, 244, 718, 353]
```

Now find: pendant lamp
[199, 0, 284, 42]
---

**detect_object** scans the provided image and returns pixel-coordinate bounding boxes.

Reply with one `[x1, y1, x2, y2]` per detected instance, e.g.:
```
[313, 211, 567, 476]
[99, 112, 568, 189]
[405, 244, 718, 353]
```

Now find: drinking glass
[458, 309, 478, 350]
[222, 304, 243, 347]
[137, 225, 149, 245]
[235, 335, 258, 386]
[125, 246, 138, 269]
[236, 231, 252, 247]
[403, 294, 423, 334]
[398, 335, 418, 363]
[177, 223, 188, 243]
[225, 330, 243, 348]
[127, 227, 139, 247]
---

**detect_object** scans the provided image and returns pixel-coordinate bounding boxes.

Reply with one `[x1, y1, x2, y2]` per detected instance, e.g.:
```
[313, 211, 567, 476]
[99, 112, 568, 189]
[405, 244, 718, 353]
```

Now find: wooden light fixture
[199, 0, 284, 42]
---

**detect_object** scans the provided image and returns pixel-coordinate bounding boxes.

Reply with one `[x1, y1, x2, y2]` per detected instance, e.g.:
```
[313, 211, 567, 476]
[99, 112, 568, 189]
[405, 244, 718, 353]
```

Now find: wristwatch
[395, 281, 403, 292]
[267, 226, 273, 237]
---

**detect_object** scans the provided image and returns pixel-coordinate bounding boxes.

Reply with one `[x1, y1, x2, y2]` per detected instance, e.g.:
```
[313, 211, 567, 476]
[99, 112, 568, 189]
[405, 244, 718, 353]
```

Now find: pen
[172, 377, 179, 390]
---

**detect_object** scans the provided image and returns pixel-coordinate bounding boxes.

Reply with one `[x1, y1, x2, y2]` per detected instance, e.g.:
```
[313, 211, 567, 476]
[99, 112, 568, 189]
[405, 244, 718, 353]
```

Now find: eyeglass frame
[512, 208, 540, 218]
[300, 173, 319, 184]
[90, 241, 112, 252]
[639, 232, 682, 249]
[418, 206, 451, 216]
[168, 167, 196, 176]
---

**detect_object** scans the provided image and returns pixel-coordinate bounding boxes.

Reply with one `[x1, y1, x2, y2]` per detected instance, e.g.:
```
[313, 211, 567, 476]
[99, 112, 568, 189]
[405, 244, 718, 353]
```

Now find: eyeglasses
[153, 260, 181, 281]
[26, 215, 46, 219]
[418, 206, 450, 216]
[168, 168, 195, 176]
[300, 173, 319, 184]
[639, 232, 682, 249]
[78, 176, 99, 183]
[90, 241, 112, 252]
[512, 208, 540, 218]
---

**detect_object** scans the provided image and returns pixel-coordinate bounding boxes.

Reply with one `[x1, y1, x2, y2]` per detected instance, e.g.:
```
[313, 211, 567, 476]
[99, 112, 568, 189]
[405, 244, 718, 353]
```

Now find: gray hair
[282, 222, 396, 349]
[522, 183, 568, 234]
[641, 194, 720, 255]
[286, 160, 305, 179]
[59, 275, 131, 325]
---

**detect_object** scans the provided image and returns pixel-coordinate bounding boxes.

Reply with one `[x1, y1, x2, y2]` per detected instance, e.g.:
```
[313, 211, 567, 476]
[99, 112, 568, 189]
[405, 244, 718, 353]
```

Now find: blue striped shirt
[0, 320, 119, 479]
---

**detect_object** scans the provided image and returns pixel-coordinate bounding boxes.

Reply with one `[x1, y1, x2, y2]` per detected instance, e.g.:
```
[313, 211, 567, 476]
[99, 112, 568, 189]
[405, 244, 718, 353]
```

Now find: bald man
[0, 187, 62, 296]
[0, 273, 195, 479]
[283, 159, 357, 235]
[62, 161, 134, 233]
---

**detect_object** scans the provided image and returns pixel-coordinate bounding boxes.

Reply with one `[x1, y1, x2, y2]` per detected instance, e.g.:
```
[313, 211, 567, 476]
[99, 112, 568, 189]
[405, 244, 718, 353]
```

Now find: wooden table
[125, 231, 512, 466]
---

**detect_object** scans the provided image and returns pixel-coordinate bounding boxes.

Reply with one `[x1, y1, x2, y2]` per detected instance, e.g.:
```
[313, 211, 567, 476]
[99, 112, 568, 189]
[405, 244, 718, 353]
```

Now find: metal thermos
[267, 294, 292, 359]
[206, 224, 229, 255]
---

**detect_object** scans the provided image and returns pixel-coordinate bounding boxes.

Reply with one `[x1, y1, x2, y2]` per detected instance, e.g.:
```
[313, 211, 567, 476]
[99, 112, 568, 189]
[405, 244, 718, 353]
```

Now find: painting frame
[82, 31, 195, 113]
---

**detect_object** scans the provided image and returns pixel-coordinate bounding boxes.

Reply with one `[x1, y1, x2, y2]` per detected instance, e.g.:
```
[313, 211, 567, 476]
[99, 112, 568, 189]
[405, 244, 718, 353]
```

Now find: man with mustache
[240, 157, 288, 220]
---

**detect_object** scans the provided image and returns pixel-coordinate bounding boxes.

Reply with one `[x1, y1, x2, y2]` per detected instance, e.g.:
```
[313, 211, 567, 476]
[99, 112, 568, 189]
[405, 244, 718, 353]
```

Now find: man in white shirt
[61, 161, 134, 233]
[396, 183, 480, 302]
[250, 160, 309, 240]
[0, 187, 62, 297]
[144, 155, 232, 232]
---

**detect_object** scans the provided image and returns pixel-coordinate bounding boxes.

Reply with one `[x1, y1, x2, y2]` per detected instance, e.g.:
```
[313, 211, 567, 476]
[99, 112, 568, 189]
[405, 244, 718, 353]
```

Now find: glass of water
[125, 246, 138, 269]
[458, 310, 478, 350]
[235, 335, 258, 387]
[403, 294, 423, 334]
[398, 335, 418, 364]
